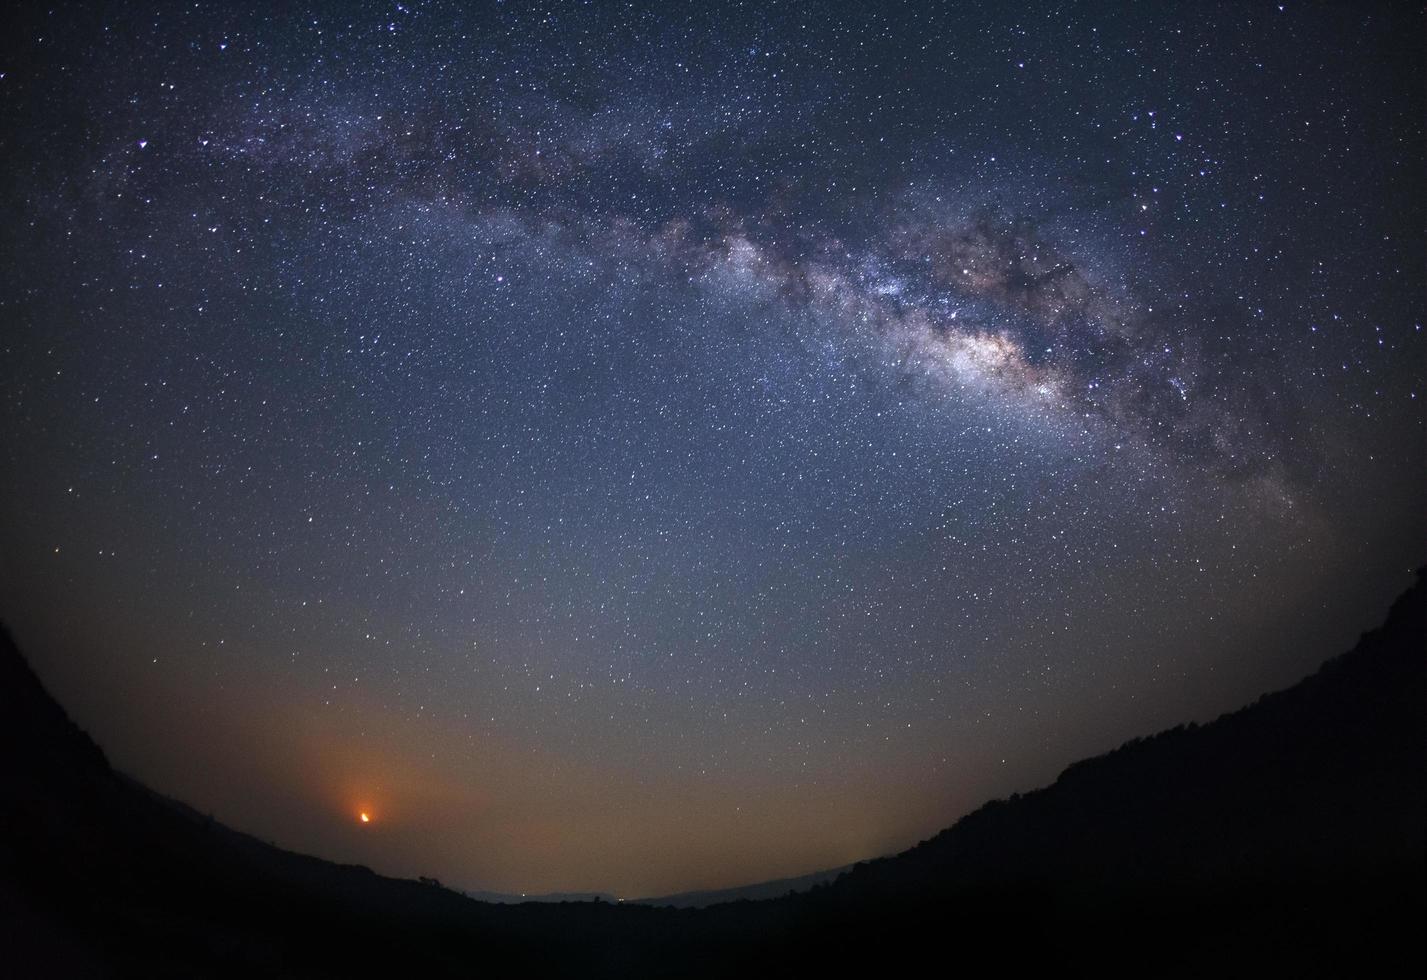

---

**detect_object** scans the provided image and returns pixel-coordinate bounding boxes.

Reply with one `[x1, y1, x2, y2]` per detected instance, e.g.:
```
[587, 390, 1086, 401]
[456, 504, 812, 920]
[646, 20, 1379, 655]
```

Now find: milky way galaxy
[1, 1, 1422, 898]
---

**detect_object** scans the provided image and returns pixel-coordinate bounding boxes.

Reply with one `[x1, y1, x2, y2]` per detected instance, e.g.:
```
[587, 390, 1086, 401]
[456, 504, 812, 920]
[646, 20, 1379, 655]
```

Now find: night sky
[1, 1, 1422, 899]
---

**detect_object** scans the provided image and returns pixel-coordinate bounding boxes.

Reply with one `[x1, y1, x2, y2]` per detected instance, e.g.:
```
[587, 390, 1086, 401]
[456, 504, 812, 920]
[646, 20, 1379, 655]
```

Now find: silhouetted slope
[1, 569, 1423, 977]
[0, 624, 665, 977]
[771, 567, 1427, 975]
[631, 864, 855, 908]
[837, 565, 1426, 893]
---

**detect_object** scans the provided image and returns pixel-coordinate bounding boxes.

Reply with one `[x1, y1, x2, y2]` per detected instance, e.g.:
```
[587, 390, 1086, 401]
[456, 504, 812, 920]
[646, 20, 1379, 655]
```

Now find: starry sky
[1, 1, 1423, 899]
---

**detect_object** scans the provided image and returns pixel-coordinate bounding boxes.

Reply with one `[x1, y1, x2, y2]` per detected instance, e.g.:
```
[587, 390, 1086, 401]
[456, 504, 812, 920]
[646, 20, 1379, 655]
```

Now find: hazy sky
[1, 0, 1422, 897]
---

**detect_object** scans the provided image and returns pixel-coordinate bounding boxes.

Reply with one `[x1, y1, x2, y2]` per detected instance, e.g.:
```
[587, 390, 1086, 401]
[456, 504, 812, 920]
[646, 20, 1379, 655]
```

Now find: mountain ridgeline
[459, 863, 854, 908]
[2, 570, 1423, 977]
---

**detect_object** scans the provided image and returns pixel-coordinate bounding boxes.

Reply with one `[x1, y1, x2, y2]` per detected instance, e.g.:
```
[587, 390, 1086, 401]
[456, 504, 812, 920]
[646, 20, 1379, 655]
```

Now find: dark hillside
[759, 569, 1425, 976]
[2, 570, 1423, 977]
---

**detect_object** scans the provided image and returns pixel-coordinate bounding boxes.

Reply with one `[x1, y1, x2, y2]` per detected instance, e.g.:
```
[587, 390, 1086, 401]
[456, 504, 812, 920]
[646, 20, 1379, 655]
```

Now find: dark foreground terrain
[3, 572, 1423, 977]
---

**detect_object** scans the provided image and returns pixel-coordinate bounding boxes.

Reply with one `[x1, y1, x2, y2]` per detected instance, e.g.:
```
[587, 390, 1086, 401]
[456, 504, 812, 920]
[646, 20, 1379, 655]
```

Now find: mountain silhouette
[2, 569, 1423, 977]
[458, 865, 853, 909]
[630, 864, 856, 908]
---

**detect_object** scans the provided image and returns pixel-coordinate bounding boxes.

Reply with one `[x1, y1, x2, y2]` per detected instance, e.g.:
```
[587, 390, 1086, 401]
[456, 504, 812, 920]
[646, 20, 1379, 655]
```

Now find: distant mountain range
[2, 569, 1423, 976]
[631, 864, 857, 908]
[459, 889, 619, 905]
[460, 865, 854, 908]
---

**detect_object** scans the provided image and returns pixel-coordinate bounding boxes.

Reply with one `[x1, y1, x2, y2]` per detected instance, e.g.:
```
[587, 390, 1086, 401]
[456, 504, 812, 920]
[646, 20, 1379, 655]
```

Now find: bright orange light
[359, 811, 371, 823]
